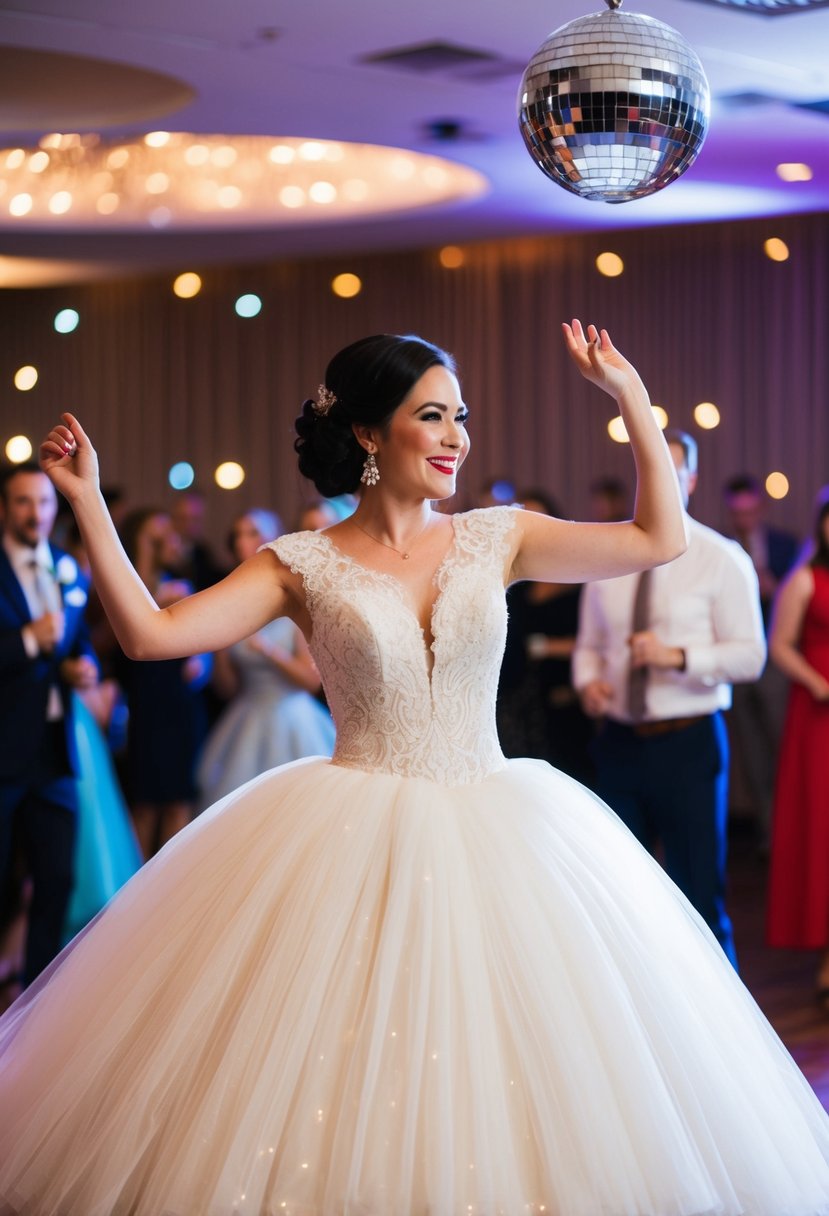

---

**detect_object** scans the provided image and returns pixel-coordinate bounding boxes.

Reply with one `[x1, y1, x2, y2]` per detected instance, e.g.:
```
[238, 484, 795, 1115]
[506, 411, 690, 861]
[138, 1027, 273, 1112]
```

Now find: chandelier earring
[360, 451, 380, 487]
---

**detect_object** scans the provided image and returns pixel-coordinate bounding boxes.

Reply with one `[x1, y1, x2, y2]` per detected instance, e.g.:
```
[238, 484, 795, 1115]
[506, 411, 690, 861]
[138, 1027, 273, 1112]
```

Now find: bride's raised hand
[40, 412, 99, 503]
[562, 319, 643, 402]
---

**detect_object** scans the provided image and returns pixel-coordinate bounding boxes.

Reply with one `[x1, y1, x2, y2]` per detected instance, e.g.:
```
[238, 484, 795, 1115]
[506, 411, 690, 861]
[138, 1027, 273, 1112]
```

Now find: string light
[595, 252, 624, 277]
[14, 365, 38, 391]
[331, 273, 362, 299]
[766, 471, 789, 499]
[215, 461, 245, 490]
[694, 401, 720, 429]
[173, 272, 202, 299]
[439, 246, 465, 269]
[5, 435, 33, 462]
[764, 238, 789, 262]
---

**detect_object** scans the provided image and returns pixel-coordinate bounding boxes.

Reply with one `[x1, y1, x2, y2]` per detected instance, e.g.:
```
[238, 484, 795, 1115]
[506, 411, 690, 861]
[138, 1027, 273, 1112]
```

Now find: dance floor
[730, 832, 829, 1111]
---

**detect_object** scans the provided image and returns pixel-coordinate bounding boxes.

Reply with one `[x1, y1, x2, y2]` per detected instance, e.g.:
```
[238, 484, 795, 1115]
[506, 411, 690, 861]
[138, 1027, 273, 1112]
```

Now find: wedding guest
[197, 509, 334, 805]
[0, 464, 98, 991]
[117, 507, 211, 857]
[498, 489, 593, 781]
[573, 431, 765, 966]
[722, 473, 800, 846]
[766, 494, 829, 999]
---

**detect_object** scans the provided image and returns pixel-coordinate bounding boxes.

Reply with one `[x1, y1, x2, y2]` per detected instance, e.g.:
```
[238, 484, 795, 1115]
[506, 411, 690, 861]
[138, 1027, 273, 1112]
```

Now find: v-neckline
[319, 516, 460, 660]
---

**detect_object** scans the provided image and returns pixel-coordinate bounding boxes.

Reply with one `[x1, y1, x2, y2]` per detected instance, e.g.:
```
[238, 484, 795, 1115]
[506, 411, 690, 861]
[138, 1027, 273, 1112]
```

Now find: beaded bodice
[269, 507, 518, 786]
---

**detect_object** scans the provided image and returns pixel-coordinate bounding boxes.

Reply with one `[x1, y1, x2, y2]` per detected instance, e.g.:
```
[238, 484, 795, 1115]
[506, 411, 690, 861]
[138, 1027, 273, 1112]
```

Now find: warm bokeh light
[6, 149, 25, 170]
[173, 272, 202, 299]
[28, 151, 49, 174]
[217, 185, 242, 209]
[268, 144, 296, 165]
[48, 191, 72, 215]
[169, 461, 196, 490]
[596, 251, 624, 277]
[184, 144, 210, 167]
[5, 435, 33, 463]
[215, 461, 245, 490]
[54, 308, 80, 334]
[764, 238, 789, 262]
[211, 145, 238, 168]
[439, 245, 465, 269]
[234, 293, 262, 318]
[279, 185, 305, 209]
[14, 365, 38, 391]
[608, 415, 629, 443]
[766, 471, 790, 500]
[331, 273, 362, 299]
[9, 193, 33, 216]
[299, 142, 326, 162]
[694, 401, 721, 429]
[145, 131, 171, 148]
[608, 404, 665, 443]
[96, 193, 120, 215]
[309, 181, 337, 204]
[776, 163, 813, 183]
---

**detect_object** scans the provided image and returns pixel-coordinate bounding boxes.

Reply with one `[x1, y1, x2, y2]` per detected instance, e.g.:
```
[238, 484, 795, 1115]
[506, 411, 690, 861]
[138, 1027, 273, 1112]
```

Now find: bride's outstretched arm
[41, 413, 293, 661]
[511, 319, 688, 585]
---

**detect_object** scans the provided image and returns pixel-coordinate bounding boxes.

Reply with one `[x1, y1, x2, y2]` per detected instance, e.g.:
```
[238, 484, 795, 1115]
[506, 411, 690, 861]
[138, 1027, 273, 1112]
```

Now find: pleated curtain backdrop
[1, 211, 826, 546]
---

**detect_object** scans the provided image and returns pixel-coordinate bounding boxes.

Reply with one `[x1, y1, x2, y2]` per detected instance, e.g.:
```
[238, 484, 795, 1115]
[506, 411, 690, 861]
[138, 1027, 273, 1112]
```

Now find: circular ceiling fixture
[0, 47, 194, 131]
[0, 133, 488, 230]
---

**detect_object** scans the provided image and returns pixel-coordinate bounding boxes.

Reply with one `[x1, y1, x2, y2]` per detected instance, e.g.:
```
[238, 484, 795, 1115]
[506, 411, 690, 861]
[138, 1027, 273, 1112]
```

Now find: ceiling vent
[361, 41, 524, 82]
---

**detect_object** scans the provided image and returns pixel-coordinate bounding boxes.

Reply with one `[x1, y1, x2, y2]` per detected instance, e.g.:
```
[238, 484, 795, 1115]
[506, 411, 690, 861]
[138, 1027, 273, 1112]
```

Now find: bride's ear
[352, 423, 375, 453]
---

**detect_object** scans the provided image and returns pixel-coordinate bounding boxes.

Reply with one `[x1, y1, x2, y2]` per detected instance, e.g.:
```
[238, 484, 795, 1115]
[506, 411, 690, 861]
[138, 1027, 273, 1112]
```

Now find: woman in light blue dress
[62, 686, 142, 943]
[196, 509, 335, 805]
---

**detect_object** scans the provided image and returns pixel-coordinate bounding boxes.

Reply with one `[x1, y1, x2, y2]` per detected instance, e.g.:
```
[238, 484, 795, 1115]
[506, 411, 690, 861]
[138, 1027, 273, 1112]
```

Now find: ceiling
[0, 0, 827, 282]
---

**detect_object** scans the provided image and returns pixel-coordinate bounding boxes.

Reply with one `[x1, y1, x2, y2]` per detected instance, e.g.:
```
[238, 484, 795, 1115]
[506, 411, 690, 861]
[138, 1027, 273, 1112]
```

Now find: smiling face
[357, 365, 470, 501]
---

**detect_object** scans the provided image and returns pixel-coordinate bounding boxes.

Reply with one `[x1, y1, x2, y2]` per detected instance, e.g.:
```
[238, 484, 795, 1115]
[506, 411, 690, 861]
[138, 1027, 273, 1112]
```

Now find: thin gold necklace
[351, 515, 432, 560]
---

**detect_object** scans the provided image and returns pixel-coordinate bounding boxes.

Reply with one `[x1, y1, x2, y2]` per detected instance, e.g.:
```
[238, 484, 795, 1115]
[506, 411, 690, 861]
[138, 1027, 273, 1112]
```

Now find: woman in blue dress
[196, 509, 335, 806]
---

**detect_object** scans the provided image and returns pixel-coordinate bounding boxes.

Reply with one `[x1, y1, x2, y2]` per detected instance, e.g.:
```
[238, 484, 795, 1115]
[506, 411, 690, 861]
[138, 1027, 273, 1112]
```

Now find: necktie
[28, 558, 61, 616]
[27, 559, 64, 720]
[627, 568, 652, 722]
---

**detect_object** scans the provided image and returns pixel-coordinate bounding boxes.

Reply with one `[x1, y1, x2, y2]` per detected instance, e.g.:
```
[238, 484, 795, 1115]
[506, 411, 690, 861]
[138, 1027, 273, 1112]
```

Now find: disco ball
[518, 0, 710, 203]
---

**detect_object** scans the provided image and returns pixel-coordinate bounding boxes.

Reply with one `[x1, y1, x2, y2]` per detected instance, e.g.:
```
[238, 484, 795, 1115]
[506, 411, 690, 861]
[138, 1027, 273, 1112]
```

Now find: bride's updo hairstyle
[295, 333, 456, 497]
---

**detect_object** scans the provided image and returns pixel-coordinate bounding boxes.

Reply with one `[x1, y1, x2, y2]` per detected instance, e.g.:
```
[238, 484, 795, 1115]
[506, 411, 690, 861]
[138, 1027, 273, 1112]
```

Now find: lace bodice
[269, 507, 518, 786]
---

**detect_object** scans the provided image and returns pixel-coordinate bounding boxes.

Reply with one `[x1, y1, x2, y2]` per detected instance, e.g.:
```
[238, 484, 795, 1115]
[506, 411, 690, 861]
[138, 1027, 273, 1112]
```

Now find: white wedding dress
[2, 506, 829, 1216]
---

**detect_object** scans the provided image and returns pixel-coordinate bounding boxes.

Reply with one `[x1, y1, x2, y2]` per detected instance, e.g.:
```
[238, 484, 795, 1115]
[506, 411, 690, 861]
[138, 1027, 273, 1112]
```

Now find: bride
[2, 321, 829, 1215]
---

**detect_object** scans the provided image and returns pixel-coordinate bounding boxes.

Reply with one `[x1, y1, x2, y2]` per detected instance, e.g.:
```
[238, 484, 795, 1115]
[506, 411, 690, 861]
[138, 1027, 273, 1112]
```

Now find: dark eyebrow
[413, 401, 468, 414]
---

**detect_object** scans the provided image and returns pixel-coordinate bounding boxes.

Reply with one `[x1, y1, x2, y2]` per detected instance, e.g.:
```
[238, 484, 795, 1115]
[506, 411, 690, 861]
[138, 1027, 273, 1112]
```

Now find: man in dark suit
[0, 463, 98, 990]
[722, 474, 800, 847]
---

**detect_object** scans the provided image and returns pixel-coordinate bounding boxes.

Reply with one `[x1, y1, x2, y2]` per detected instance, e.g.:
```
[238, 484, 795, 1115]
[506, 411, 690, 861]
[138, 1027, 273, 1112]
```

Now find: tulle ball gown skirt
[2, 757, 829, 1215]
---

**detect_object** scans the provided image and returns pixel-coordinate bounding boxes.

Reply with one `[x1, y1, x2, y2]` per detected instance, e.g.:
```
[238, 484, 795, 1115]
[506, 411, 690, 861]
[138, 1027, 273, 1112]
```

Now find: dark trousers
[0, 723, 78, 987]
[591, 712, 737, 968]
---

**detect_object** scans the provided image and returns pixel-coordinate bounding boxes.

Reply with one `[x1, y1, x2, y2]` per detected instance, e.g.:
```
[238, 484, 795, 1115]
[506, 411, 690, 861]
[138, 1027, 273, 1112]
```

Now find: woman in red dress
[767, 492, 829, 996]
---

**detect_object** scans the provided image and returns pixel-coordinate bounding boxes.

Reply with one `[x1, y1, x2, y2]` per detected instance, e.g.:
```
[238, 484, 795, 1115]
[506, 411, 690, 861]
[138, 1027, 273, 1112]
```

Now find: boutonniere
[63, 585, 87, 608]
[54, 555, 79, 586]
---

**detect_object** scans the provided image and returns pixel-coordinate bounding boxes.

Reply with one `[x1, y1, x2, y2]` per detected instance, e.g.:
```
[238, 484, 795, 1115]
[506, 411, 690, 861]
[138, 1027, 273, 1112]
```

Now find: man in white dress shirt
[573, 431, 765, 966]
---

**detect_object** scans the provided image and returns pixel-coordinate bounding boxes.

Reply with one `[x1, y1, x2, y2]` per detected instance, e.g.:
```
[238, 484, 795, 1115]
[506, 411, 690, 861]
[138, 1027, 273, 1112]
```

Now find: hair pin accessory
[314, 384, 337, 416]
